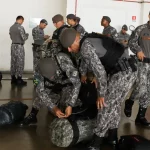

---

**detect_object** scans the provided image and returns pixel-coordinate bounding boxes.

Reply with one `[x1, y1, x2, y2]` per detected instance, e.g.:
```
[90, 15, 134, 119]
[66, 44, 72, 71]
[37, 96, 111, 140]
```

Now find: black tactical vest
[80, 32, 125, 72]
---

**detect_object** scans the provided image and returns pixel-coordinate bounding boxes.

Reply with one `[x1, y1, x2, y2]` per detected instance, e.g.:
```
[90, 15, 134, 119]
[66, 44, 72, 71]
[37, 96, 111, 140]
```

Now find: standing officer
[32, 19, 49, 74]
[66, 14, 86, 34]
[60, 28, 137, 150]
[9, 16, 29, 86]
[118, 25, 130, 55]
[41, 14, 69, 58]
[124, 12, 150, 127]
[101, 16, 118, 41]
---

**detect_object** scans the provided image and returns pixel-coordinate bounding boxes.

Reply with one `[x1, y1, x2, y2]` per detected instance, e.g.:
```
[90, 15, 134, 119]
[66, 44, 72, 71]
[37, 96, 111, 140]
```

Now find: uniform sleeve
[110, 28, 119, 42]
[77, 25, 86, 34]
[81, 40, 107, 97]
[35, 72, 56, 109]
[58, 55, 81, 107]
[79, 59, 88, 76]
[18, 26, 28, 41]
[32, 27, 44, 41]
[128, 25, 145, 54]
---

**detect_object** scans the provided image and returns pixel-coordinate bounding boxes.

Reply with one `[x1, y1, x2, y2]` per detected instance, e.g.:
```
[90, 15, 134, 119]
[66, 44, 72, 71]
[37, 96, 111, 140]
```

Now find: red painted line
[75, 0, 78, 15]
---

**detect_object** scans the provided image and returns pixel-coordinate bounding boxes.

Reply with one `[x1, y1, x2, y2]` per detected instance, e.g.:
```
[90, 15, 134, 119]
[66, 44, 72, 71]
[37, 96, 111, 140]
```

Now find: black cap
[52, 14, 64, 23]
[66, 14, 76, 20]
[122, 25, 128, 31]
[60, 28, 77, 48]
[40, 19, 48, 25]
[102, 16, 111, 23]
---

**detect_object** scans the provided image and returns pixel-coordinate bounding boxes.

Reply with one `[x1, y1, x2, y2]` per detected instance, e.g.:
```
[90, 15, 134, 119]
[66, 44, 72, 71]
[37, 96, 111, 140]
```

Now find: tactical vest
[80, 32, 125, 73]
[52, 25, 69, 40]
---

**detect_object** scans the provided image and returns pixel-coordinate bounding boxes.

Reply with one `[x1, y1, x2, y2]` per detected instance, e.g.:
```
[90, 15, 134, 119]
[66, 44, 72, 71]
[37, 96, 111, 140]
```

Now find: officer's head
[76, 17, 81, 24]
[121, 25, 128, 34]
[52, 14, 64, 29]
[66, 14, 77, 26]
[39, 19, 48, 29]
[60, 28, 80, 53]
[101, 16, 111, 27]
[16, 16, 24, 25]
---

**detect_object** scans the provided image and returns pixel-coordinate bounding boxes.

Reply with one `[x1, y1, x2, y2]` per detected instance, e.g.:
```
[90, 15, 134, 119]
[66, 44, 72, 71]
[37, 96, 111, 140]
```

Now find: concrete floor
[0, 76, 150, 150]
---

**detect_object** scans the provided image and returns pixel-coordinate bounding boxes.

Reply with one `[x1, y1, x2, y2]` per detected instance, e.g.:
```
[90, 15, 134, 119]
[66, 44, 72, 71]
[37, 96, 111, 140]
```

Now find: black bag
[0, 101, 28, 126]
[119, 135, 150, 150]
[0, 72, 2, 82]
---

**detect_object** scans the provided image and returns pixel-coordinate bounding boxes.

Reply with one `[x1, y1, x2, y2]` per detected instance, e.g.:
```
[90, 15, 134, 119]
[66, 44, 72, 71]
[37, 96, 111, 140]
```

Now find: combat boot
[11, 75, 17, 85]
[135, 107, 150, 127]
[16, 76, 27, 86]
[124, 99, 134, 117]
[87, 134, 103, 150]
[20, 107, 38, 126]
[108, 128, 119, 150]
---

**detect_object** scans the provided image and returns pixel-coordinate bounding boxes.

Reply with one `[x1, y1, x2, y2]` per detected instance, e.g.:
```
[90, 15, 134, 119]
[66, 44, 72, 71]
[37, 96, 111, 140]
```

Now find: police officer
[20, 52, 81, 126]
[124, 12, 150, 128]
[101, 16, 118, 41]
[9, 16, 29, 86]
[41, 14, 69, 58]
[60, 28, 137, 150]
[32, 19, 49, 73]
[66, 14, 86, 34]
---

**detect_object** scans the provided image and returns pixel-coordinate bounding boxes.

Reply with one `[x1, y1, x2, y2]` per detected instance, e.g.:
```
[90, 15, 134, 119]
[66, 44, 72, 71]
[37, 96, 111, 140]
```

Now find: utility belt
[44, 80, 72, 94]
[108, 56, 137, 75]
[32, 43, 41, 51]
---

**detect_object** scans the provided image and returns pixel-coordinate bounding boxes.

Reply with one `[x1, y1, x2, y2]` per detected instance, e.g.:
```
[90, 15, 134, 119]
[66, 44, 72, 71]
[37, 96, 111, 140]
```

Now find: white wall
[0, 0, 67, 71]
[141, 2, 150, 23]
[67, 0, 142, 34]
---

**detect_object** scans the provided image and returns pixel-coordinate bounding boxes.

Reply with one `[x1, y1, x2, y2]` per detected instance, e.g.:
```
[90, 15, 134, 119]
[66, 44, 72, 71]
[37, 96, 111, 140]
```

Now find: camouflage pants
[130, 62, 150, 108]
[11, 44, 25, 77]
[94, 69, 137, 137]
[33, 47, 41, 74]
[33, 86, 81, 111]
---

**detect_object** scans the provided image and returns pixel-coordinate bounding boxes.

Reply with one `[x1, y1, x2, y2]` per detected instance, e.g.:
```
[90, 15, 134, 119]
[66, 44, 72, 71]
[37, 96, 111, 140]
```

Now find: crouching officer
[20, 52, 81, 126]
[60, 28, 137, 150]
[32, 19, 50, 73]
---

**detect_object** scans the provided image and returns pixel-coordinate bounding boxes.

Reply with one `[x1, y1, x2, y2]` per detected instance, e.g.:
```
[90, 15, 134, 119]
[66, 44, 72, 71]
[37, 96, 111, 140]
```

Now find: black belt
[12, 43, 24, 45]
[108, 57, 137, 75]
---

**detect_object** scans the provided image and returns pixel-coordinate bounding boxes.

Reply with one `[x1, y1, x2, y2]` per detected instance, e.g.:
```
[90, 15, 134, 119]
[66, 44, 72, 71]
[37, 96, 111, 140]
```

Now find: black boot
[124, 99, 134, 117]
[108, 128, 119, 150]
[135, 107, 150, 127]
[17, 76, 27, 86]
[88, 134, 103, 150]
[20, 107, 38, 126]
[11, 75, 17, 85]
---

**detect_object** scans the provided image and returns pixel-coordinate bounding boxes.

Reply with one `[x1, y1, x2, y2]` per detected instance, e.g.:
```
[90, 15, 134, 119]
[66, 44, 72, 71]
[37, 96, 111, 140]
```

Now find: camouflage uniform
[72, 24, 86, 35]
[33, 53, 81, 111]
[32, 26, 45, 73]
[79, 37, 137, 137]
[9, 22, 28, 77]
[103, 25, 119, 41]
[129, 22, 150, 108]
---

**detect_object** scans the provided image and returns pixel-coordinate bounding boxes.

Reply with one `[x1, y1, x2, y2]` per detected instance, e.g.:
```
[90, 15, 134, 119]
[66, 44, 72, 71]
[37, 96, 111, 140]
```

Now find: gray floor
[0, 76, 150, 150]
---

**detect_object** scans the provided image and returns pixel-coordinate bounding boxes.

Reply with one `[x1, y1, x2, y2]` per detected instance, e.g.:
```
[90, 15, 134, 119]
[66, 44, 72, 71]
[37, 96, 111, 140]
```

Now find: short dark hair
[16, 16, 24, 21]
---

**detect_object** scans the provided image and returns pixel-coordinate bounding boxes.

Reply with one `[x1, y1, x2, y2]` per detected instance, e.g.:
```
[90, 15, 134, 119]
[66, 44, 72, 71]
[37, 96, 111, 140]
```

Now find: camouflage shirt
[32, 26, 45, 45]
[79, 37, 107, 97]
[103, 25, 118, 41]
[72, 24, 87, 35]
[35, 53, 81, 109]
[129, 22, 150, 58]
[118, 31, 130, 47]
